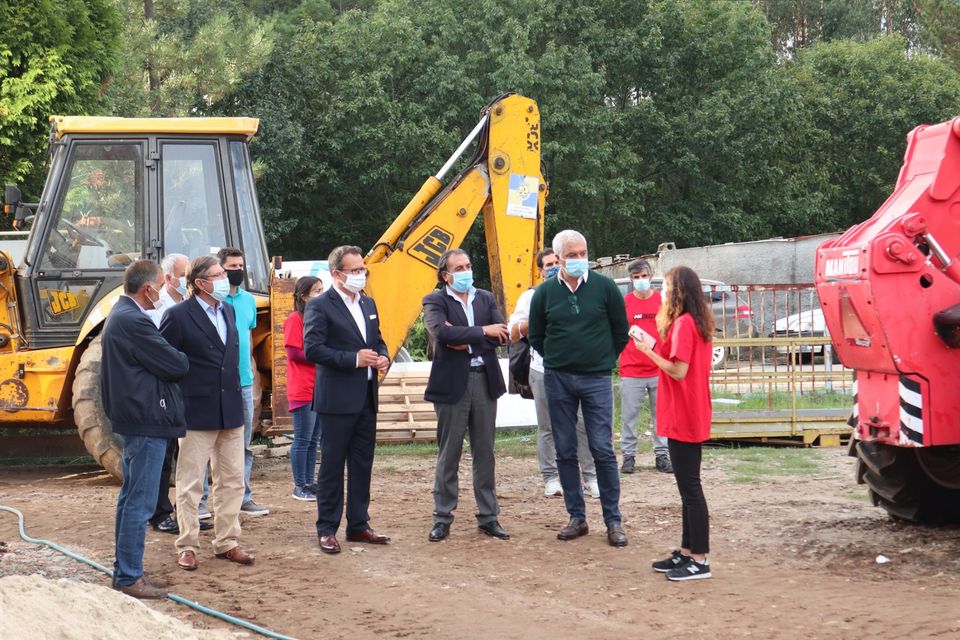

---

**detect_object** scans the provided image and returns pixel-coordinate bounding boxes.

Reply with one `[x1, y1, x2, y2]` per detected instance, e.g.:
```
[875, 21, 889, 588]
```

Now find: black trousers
[149, 438, 178, 525]
[315, 382, 377, 537]
[668, 438, 710, 554]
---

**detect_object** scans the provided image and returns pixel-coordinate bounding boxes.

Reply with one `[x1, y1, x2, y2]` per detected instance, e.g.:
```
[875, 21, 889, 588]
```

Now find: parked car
[614, 276, 755, 369]
[769, 307, 836, 363]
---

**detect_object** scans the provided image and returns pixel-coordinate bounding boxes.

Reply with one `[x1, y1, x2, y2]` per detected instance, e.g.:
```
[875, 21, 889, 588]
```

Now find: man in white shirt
[509, 248, 598, 498]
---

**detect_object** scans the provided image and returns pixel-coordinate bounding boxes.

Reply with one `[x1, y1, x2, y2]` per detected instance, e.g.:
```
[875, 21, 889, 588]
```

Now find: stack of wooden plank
[376, 370, 437, 442]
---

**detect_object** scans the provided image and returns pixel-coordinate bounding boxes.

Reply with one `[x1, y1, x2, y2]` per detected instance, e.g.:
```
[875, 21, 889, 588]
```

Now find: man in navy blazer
[160, 255, 255, 571]
[422, 248, 510, 542]
[304, 245, 391, 554]
[102, 260, 188, 599]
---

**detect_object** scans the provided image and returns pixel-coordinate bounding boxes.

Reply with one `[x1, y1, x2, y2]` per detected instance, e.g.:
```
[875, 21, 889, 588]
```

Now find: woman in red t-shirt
[634, 266, 714, 581]
[284, 276, 325, 501]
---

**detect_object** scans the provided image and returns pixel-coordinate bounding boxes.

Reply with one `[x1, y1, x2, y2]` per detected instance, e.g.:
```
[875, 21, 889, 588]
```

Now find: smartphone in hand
[629, 325, 656, 349]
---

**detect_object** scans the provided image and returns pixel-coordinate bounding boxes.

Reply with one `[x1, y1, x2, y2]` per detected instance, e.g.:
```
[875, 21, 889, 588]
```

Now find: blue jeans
[543, 369, 621, 526]
[201, 385, 254, 506]
[114, 434, 167, 587]
[291, 404, 322, 489]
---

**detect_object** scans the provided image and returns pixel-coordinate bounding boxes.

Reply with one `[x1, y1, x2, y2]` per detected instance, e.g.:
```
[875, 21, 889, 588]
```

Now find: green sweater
[528, 272, 629, 375]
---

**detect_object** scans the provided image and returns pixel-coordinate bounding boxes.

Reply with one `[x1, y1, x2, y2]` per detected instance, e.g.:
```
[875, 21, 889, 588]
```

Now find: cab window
[40, 144, 143, 270]
[161, 143, 228, 259]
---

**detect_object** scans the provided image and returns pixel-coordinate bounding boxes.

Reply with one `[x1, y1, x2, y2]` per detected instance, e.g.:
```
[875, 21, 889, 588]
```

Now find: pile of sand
[0, 574, 244, 640]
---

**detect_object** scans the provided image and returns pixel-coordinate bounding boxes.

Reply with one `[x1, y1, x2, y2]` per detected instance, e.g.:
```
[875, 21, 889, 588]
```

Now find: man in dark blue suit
[102, 260, 188, 598]
[304, 245, 391, 554]
[423, 249, 510, 542]
[160, 255, 255, 571]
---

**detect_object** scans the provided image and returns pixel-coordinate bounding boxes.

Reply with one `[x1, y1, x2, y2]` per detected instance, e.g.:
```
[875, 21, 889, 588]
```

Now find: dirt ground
[2, 444, 960, 640]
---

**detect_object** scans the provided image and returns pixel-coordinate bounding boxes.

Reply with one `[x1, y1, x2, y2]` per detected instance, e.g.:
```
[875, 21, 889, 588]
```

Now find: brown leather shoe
[345, 529, 391, 544]
[319, 534, 341, 554]
[116, 577, 166, 599]
[215, 546, 255, 565]
[177, 550, 198, 571]
[557, 518, 589, 540]
[607, 523, 628, 547]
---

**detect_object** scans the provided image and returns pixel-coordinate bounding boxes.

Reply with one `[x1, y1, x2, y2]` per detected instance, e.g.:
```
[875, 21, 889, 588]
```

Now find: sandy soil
[1, 446, 959, 640]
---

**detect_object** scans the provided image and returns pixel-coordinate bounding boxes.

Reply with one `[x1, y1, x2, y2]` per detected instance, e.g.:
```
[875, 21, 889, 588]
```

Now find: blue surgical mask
[208, 278, 230, 302]
[564, 259, 589, 278]
[544, 265, 560, 279]
[449, 271, 474, 293]
[633, 278, 651, 292]
[176, 276, 187, 296]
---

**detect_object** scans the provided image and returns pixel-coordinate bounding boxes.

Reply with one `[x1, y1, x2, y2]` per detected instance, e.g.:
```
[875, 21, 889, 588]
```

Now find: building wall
[594, 233, 841, 285]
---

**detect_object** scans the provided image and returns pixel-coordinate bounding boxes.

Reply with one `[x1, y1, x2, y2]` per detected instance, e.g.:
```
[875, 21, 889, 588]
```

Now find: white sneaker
[585, 480, 600, 498]
[544, 478, 563, 497]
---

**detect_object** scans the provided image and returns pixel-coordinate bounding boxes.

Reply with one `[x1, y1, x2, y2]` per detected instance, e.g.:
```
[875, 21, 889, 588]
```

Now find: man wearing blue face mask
[619, 258, 671, 475]
[509, 248, 599, 499]
[528, 230, 630, 547]
[151, 253, 188, 328]
[148, 252, 195, 537]
[423, 248, 510, 542]
[160, 255, 254, 571]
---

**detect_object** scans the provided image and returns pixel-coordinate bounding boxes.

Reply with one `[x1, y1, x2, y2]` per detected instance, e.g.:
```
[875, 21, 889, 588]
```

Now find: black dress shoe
[199, 519, 213, 531]
[428, 522, 450, 542]
[478, 520, 510, 540]
[152, 516, 178, 534]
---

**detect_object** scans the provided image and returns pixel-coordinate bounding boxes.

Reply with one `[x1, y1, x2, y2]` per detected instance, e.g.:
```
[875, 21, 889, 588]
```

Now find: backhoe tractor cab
[0, 116, 272, 479]
[815, 116, 960, 524]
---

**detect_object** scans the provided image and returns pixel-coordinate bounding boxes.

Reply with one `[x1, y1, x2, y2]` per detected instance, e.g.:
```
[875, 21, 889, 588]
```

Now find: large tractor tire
[72, 335, 123, 481]
[855, 439, 960, 524]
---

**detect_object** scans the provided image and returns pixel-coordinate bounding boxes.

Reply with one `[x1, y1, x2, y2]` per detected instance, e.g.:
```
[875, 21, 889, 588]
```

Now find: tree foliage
[0, 0, 119, 191]
[7, 0, 960, 266]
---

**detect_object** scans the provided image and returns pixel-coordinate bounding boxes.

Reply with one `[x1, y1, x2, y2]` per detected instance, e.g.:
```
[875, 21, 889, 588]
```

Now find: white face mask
[342, 272, 366, 294]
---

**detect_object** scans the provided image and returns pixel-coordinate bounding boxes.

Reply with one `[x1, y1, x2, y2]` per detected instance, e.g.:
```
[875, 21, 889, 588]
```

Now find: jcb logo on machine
[409, 226, 453, 267]
[44, 290, 80, 315]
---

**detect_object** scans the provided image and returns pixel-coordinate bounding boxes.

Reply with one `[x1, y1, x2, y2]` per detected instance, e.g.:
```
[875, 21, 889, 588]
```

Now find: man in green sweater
[528, 229, 630, 547]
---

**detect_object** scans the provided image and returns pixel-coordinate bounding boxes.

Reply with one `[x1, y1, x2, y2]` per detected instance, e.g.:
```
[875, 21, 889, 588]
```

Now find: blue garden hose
[0, 504, 296, 640]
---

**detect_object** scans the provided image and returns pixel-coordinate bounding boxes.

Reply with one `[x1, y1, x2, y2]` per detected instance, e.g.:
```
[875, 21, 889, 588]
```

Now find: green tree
[104, 0, 273, 116]
[0, 0, 119, 193]
[917, 0, 960, 69]
[790, 36, 960, 230]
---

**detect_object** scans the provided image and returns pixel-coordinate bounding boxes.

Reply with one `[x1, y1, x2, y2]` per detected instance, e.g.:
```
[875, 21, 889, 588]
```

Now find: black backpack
[507, 338, 533, 399]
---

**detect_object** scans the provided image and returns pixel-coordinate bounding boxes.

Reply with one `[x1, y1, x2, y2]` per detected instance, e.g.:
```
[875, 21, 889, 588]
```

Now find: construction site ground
[2, 442, 959, 639]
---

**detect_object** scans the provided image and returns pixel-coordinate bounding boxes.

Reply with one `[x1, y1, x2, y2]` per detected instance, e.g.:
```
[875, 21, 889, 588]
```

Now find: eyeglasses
[339, 267, 368, 276]
[568, 294, 580, 316]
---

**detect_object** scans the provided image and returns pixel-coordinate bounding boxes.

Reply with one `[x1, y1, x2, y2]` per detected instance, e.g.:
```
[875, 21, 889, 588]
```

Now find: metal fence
[706, 283, 853, 446]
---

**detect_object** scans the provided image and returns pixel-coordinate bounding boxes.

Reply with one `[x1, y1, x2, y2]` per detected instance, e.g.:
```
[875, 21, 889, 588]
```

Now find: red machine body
[816, 117, 960, 448]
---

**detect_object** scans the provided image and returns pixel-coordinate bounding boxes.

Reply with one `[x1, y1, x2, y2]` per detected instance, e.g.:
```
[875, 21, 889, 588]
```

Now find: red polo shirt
[619, 290, 661, 378]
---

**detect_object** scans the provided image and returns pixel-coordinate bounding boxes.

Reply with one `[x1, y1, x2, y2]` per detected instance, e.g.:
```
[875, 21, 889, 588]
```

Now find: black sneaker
[655, 454, 673, 474]
[620, 455, 636, 474]
[666, 557, 712, 581]
[652, 550, 690, 573]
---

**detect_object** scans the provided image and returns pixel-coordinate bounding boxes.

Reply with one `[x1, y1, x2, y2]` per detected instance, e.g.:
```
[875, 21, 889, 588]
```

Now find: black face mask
[226, 269, 245, 287]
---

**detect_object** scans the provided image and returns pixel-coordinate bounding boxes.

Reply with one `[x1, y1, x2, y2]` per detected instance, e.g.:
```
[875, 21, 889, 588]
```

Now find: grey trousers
[529, 368, 597, 483]
[432, 371, 499, 526]
[619, 375, 668, 456]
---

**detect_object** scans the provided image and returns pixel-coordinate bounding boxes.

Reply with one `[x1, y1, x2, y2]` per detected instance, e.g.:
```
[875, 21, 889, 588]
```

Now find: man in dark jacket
[161, 255, 254, 571]
[102, 260, 188, 599]
[423, 249, 510, 542]
[304, 245, 391, 554]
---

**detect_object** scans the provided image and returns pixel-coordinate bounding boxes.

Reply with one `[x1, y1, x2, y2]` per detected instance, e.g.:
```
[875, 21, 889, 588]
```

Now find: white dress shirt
[444, 285, 484, 367]
[333, 285, 372, 379]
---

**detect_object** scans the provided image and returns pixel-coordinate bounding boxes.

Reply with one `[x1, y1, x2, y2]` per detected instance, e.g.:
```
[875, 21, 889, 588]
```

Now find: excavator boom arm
[364, 94, 545, 359]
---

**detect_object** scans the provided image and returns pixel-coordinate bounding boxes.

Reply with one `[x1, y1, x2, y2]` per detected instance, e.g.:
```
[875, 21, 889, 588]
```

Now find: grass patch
[375, 429, 538, 458]
[711, 390, 853, 411]
[705, 446, 822, 482]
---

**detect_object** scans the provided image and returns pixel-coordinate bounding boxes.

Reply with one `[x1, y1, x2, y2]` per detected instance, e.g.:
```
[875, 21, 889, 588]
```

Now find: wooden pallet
[376, 370, 437, 442]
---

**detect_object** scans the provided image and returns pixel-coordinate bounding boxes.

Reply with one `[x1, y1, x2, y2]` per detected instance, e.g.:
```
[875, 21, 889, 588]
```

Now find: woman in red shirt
[634, 266, 714, 581]
[284, 276, 325, 501]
